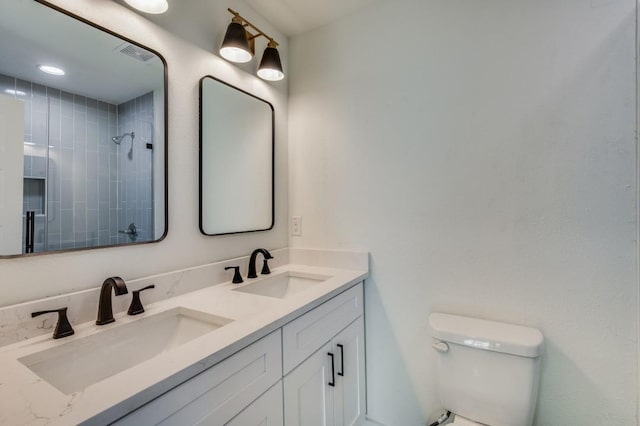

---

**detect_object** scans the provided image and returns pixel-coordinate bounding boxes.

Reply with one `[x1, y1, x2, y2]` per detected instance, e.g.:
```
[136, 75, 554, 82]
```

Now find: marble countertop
[0, 262, 368, 425]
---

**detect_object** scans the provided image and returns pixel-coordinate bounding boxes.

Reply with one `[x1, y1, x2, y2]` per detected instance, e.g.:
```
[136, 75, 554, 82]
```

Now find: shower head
[112, 132, 135, 145]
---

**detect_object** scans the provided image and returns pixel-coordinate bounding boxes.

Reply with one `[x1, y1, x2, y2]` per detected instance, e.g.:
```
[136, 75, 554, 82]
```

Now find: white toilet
[429, 313, 545, 426]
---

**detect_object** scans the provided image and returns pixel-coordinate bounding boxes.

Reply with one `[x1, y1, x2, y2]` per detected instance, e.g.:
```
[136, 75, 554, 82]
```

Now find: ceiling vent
[117, 43, 155, 62]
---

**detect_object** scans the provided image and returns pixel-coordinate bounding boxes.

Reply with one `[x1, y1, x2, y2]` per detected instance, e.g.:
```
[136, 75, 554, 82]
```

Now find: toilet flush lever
[432, 341, 449, 352]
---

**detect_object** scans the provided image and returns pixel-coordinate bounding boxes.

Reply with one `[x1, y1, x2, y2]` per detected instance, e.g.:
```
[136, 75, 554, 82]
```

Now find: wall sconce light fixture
[220, 8, 285, 81]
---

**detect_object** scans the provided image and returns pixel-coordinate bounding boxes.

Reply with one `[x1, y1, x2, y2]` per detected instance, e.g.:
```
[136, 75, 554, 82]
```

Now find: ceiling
[245, 0, 380, 37]
[0, 1, 164, 105]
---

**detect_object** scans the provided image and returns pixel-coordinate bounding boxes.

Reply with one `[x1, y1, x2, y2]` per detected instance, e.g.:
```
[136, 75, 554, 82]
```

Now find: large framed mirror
[0, 0, 167, 257]
[199, 76, 274, 236]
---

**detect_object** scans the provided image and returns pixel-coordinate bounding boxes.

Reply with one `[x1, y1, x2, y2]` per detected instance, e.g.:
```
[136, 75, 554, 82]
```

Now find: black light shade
[220, 22, 252, 63]
[257, 46, 284, 81]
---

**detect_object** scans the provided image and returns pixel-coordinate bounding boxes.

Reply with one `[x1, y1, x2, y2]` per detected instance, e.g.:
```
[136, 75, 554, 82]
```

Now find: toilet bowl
[429, 313, 545, 426]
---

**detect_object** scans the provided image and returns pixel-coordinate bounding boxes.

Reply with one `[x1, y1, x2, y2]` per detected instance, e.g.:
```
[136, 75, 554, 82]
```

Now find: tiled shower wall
[0, 73, 154, 253]
[114, 93, 154, 245]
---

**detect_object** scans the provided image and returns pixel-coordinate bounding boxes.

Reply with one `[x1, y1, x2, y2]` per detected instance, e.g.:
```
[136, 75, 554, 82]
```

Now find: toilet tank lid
[429, 313, 544, 358]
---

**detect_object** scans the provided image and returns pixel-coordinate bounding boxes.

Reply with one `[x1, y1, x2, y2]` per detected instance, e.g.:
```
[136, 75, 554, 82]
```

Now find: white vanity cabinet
[282, 284, 366, 426]
[112, 283, 365, 426]
[113, 330, 283, 426]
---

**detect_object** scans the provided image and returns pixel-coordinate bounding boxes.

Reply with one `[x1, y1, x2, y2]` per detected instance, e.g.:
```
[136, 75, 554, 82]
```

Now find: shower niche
[0, 0, 167, 257]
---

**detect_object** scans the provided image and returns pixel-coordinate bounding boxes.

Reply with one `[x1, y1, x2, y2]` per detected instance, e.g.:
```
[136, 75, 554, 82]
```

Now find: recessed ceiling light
[38, 65, 65, 76]
[123, 0, 169, 14]
[4, 89, 26, 96]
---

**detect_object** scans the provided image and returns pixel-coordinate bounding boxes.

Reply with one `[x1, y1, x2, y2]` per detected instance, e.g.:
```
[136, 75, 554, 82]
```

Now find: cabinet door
[284, 341, 335, 426]
[282, 284, 363, 374]
[333, 318, 366, 426]
[226, 381, 283, 426]
[114, 330, 282, 426]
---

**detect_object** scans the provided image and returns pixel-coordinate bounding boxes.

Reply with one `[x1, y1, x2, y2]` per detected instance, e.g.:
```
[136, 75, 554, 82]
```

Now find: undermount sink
[233, 271, 331, 299]
[19, 307, 233, 394]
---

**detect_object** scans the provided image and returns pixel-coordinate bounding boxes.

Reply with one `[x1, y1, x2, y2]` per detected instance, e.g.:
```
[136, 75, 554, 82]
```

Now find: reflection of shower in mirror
[112, 131, 135, 160]
[111, 131, 135, 145]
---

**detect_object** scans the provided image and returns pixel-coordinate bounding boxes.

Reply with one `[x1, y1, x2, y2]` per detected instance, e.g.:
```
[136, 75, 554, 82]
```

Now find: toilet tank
[429, 313, 544, 426]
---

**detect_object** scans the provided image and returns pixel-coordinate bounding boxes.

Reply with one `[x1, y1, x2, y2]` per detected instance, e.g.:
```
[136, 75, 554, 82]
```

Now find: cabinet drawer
[282, 283, 363, 374]
[226, 381, 283, 426]
[114, 330, 282, 426]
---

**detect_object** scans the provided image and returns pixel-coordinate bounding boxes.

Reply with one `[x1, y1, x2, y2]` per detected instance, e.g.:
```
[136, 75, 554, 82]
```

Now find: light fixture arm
[227, 8, 279, 48]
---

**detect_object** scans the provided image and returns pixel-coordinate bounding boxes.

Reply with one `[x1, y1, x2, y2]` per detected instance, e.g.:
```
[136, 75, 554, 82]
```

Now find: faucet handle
[261, 258, 271, 275]
[32, 307, 75, 339]
[127, 285, 155, 316]
[225, 266, 244, 284]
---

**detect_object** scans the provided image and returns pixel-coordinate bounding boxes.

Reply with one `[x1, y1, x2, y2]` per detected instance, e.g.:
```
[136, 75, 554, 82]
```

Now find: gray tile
[61, 116, 73, 148]
[73, 168, 86, 203]
[61, 178, 73, 209]
[49, 102, 61, 143]
[61, 149, 73, 179]
[34, 217, 45, 245]
[32, 93, 47, 114]
[32, 83, 46, 98]
[98, 202, 109, 231]
[87, 121, 98, 150]
[74, 203, 86, 233]
[74, 111, 87, 144]
[87, 98, 98, 123]
[47, 201, 60, 234]
[74, 233, 87, 248]
[61, 92, 74, 118]
[32, 155, 46, 178]
[60, 209, 73, 241]
[23, 155, 32, 177]
[47, 88, 61, 101]
[87, 209, 98, 236]
[99, 230, 110, 246]
[47, 233, 61, 251]
[74, 95, 87, 109]
[32, 111, 47, 146]
[87, 184, 98, 210]
[109, 209, 118, 235]
[47, 157, 60, 202]
[98, 178, 109, 205]
[60, 241, 75, 250]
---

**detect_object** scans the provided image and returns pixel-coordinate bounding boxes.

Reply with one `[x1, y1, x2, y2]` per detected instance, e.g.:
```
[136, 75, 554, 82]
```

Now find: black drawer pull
[337, 344, 344, 376]
[328, 352, 335, 387]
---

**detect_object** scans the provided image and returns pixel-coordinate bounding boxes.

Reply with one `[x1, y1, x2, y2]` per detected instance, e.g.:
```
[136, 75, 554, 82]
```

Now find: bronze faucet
[247, 248, 273, 279]
[96, 277, 128, 325]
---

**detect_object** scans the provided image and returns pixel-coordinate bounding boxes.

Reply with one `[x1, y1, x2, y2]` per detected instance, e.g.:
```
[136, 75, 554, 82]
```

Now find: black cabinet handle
[328, 352, 335, 387]
[25, 211, 35, 253]
[337, 344, 344, 376]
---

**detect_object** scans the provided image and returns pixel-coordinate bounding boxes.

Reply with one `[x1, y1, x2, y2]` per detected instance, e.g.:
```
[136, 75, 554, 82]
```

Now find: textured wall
[288, 0, 637, 424]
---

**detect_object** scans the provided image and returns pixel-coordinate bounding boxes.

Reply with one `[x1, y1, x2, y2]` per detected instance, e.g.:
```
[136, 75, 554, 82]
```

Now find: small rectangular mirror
[0, 0, 167, 257]
[199, 76, 274, 236]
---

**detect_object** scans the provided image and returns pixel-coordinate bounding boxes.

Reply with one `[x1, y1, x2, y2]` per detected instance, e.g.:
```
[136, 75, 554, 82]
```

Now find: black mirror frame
[198, 75, 275, 236]
[0, 0, 169, 258]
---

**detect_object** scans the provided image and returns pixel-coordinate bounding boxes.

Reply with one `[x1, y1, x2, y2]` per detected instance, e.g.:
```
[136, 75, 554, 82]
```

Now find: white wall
[0, 0, 289, 306]
[288, 0, 638, 424]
